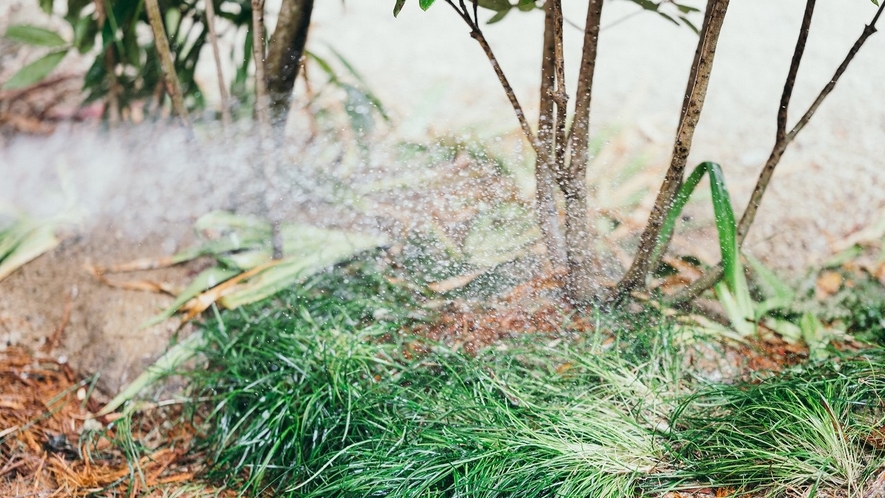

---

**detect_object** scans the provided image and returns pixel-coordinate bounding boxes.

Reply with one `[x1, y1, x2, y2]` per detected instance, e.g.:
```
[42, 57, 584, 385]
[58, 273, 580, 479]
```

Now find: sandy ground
[1, 0, 884, 392]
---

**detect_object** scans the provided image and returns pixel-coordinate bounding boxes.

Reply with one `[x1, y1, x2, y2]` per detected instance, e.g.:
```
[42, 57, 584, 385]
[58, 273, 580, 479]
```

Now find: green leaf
[675, 2, 701, 13]
[2, 50, 67, 90]
[219, 228, 387, 309]
[745, 254, 794, 318]
[0, 223, 59, 282]
[656, 11, 681, 27]
[679, 16, 700, 35]
[98, 332, 206, 416]
[4, 25, 67, 47]
[872, 0, 880, 6]
[328, 46, 390, 121]
[342, 83, 375, 136]
[39, 0, 53, 14]
[655, 162, 755, 335]
[799, 312, 829, 360]
[487, 8, 511, 24]
[516, 0, 536, 12]
[632, 0, 659, 12]
[72, 16, 99, 53]
[478, 0, 513, 10]
[306, 50, 340, 84]
[394, 0, 406, 16]
[418, 0, 435, 11]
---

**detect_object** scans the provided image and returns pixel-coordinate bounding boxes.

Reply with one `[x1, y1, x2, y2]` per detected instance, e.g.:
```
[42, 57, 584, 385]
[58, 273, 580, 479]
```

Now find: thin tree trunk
[144, 0, 190, 125]
[536, 2, 568, 271]
[251, 0, 272, 137]
[606, 0, 730, 307]
[561, 0, 604, 302]
[204, 0, 232, 129]
[266, 0, 314, 128]
[251, 0, 283, 259]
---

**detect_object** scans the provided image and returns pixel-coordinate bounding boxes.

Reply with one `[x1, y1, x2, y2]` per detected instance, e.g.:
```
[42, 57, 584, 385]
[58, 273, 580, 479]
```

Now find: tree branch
[445, 0, 541, 155]
[664, 0, 883, 306]
[251, 0, 272, 136]
[550, 0, 569, 186]
[566, 0, 603, 170]
[145, 0, 190, 125]
[558, 0, 605, 302]
[536, 1, 568, 269]
[204, 0, 232, 129]
[606, 0, 730, 307]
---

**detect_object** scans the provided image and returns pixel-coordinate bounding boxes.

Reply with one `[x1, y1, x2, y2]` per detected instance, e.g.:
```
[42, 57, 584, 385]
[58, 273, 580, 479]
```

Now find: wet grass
[182, 261, 885, 497]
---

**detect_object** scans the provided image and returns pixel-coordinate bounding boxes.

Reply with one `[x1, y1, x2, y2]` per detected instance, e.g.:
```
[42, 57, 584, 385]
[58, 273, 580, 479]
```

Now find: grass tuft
[669, 352, 885, 495]
[184, 261, 885, 497]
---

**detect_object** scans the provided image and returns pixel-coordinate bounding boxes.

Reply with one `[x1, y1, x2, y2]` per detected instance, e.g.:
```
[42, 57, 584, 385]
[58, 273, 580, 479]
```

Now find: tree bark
[606, 0, 730, 307]
[204, 0, 232, 129]
[561, 0, 604, 302]
[251, 0, 272, 136]
[536, 2, 568, 271]
[266, 0, 314, 128]
[144, 0, 190, 125]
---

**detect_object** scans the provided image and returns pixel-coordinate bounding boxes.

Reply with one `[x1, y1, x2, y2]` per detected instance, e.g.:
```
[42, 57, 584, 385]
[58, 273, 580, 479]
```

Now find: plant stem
[665, 0, 883, 306]
[251, 0, 272, 137]
[444, 0, 541, 155]
[204, 0, 232, 129]
[144, 0, 190, 125]
[251, 0, 283, 259]
[607, 0, 730, 307]
[536, 1, 568, 270]
[560, 0, 604, 302]
[550, 0, 568, 185]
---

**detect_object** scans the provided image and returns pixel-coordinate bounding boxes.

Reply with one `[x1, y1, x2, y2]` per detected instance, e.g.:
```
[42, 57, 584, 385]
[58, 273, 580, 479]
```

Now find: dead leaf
[427, 268, 489, 294]
[816, 271, 843, 299]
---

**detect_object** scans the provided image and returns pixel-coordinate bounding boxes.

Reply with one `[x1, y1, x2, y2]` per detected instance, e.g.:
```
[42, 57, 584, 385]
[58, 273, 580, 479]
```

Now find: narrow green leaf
[72, 16, 99, 53]
[764, 317, 802, 344]
[516, 0, 536, 12]
[706, 162, 754, 326]
[0, 223, 59, 282]
[97, 332, 206, 416]
[327, 46, 390, 121]
[306, 50, 340, 84]
[799, 312, 829, 359]
[487, 8, 511, 24]
[478, 0, 514, 10]
[653, 162, 707, 265]
[4, 25, 67, 47]
[418, 0, 435, 11]
[675, 2, 701, 13]
[2, 50, 67, 90]
[745, 254, 794, 318]
[656, 161, 755, 335]
[219, 230, 386, 309]
[394, 0, 407, 16]
[706, 162, 738, 287]
[679, 16, 700, 35]
[656, 11, 681, 26]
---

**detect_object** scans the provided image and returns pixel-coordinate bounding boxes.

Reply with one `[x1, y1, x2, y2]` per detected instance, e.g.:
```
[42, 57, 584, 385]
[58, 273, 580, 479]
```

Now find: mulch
[0, 346, 226, 497]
